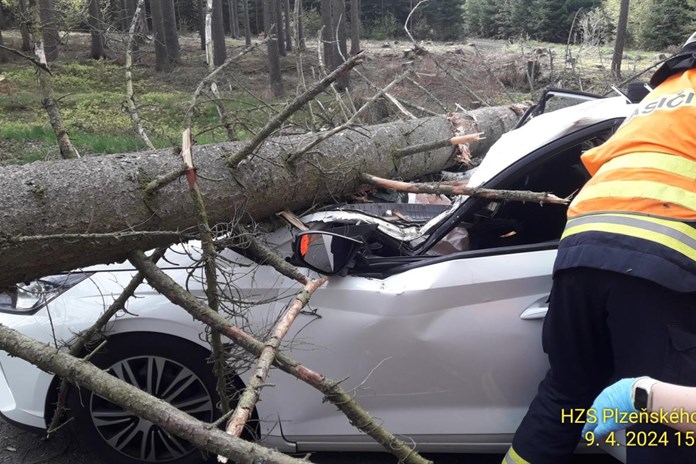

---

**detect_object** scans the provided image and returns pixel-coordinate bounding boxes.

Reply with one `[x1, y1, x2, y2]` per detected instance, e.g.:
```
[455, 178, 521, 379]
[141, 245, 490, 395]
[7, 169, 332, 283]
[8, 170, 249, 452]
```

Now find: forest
[1, 0, 695, 57]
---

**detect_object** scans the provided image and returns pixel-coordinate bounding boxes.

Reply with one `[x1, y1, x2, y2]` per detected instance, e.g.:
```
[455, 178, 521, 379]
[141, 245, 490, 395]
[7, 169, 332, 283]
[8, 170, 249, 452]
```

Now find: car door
[271, 245, 555, 451]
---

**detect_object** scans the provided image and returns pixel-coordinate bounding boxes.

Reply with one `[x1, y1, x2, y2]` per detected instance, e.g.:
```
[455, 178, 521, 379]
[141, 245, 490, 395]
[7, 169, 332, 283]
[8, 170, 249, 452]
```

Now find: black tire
[68, 332, 225, 464]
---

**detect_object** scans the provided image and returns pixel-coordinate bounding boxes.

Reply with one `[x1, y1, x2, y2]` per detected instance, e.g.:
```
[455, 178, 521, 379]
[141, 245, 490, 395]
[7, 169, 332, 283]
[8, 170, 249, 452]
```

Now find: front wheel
[68, 332, 223, 464]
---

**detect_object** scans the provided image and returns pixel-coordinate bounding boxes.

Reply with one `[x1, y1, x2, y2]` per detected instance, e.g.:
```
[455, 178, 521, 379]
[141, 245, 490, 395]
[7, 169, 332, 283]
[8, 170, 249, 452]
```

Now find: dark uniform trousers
[511, 267, 696, 464]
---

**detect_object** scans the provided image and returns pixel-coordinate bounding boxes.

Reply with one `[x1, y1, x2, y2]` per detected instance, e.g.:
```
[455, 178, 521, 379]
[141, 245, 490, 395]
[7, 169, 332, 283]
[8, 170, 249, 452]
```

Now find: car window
[427, 129, 612, 256]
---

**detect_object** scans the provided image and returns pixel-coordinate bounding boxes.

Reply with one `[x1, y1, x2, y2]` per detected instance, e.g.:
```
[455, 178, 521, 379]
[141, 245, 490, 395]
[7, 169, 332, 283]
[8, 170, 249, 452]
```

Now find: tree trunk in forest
[255, 0, 261, 34]
[143, 0, 152, 31]
[611, 0, 629, 80]
[87, 0, 106, 59]
[264, 0, 284, 95]
[283, 0, 291, 52]
[150, 0, 170, 71]
[332, 0, 347, 87]
[0, 5, 3, 60]
[242, 0, 251, 45]
[228, 0, 239, 37]
[161, 0, 179, 63]
[125, 0, 141, 51]
[18, 0, 32, 50]
[119, 0, 129, 31]
[350, 0, 359, 55]
[38, 0, 58, 61]
[321, 0, 348, 88]
[320, 0, 333, 67]
[0, 21, 4, 63]
[0, 104, 525, 287]
[212, 0, 226, 65]
[274, 0, 285, 55]
[27, 0, 79, 160]
[198, 0, 206, 49]
[294, 0, 304, 50]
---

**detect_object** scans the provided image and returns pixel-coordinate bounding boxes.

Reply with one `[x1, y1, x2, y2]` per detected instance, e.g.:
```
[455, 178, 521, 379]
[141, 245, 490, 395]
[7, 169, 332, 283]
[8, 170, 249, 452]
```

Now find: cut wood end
[449, 133, 483, 145]
[181, 128, 194, 169]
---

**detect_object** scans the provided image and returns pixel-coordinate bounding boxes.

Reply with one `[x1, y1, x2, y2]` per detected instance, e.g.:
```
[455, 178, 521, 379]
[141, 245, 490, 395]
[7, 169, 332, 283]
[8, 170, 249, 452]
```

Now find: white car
[0, 91, 636, 464]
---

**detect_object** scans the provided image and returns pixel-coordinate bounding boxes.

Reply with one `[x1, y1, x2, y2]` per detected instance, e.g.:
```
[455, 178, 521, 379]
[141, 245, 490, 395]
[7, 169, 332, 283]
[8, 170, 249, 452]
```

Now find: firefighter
[503, 31, 696, 464]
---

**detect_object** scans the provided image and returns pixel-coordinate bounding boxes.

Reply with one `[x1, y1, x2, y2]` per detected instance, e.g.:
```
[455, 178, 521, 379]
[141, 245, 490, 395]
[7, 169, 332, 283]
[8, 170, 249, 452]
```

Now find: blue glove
[581, 377, 638, 438]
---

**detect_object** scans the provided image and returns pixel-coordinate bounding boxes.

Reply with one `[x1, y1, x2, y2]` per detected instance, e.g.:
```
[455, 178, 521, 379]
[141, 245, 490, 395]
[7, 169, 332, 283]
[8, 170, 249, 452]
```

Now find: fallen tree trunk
[0, 104, 525, 286]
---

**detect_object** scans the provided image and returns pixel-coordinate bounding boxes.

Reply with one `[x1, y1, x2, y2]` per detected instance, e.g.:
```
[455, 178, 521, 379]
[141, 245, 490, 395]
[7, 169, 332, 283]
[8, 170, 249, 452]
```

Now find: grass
[0, 33, 300, 165]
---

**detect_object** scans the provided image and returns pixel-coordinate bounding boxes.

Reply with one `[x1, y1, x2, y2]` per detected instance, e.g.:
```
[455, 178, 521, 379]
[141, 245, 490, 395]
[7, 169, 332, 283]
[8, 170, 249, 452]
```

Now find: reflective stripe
[571, 180, 696, 212]
[563, 213, 696, 261]
[596, 152, 696, 179]
[502, 447, 531, 464]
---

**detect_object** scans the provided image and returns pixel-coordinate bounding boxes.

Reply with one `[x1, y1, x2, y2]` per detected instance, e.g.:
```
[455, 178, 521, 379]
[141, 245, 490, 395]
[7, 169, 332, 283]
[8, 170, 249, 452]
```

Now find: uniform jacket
[555, 69, 696, 291]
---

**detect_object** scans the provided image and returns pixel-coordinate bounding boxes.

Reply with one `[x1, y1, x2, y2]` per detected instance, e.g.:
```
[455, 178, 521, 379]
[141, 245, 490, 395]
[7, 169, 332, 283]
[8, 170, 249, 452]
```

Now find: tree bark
[241, 0, 251, 45]
[161, 0, 180, 63]
[320, 0, 333, 68]
[0, 104, 526, 287]
[38, 0, 58, 61]
[18, 0, 32, 51]
[294, 0, 303, 50]
[87, 0, 106, 59]
[150, 0, 170, 71]
[274, 0, 285, 55]
[119, 0, 129, 31]
[125, 0, 155, 149]
[264, 0, 283, 95]
[349, 0, 359, 55]
[0, 6, 4, 61]
[227, 0, 239, 37]
[212, 0, 226, 65]
[332, 0, 348, 88]
[27, 0, 79, 160]
[198, 0, 206, 49]
[321, 0, 348, 89]
[282, 0, 291, 52]
[611, 0, 629, 80]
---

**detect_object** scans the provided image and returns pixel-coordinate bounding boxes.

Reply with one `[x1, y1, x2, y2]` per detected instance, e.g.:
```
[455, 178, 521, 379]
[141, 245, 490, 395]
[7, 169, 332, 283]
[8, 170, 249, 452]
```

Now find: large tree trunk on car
[0, 104, 525, 287]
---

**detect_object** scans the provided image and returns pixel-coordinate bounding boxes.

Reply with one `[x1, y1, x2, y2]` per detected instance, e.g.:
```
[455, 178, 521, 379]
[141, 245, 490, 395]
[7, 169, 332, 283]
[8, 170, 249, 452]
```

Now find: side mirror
[293, 231, 362, 275]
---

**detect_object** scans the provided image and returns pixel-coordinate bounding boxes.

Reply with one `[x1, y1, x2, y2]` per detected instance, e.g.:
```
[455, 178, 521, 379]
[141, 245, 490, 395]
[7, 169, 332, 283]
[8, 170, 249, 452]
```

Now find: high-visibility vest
[555, 69, 696, 291]
[569, 69, 696, 220]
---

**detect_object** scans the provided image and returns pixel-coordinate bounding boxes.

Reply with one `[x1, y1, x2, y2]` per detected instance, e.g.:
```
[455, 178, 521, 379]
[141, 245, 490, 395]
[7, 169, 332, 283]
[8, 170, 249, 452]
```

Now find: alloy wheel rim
[89, 355, 214, 462]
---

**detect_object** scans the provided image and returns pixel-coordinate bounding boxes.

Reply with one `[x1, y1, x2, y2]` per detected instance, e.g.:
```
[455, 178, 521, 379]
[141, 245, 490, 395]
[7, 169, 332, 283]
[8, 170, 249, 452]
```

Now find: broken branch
[46, 247, 168, 435]
[128, 250, 432, 464]
[393, 133, 482, 159]
[216, 229, 309, 284]
[290, 68, 413, 162]
[227, 51, 365, 169]
[219, 276, 327, 463]
[362, 174, 571, 205]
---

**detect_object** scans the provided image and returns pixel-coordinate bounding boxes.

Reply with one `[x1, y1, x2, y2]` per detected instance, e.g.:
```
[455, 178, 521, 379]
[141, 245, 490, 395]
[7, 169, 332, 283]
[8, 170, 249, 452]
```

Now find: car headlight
[0, 272, 94, 314]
